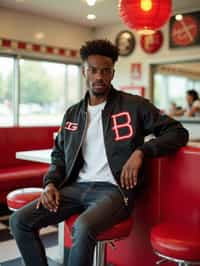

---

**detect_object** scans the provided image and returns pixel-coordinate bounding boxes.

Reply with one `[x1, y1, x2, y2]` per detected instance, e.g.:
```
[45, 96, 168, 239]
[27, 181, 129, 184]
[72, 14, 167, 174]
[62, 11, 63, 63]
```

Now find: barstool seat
[65, 214, 133, 266]
[151, 222, 200, 265]
[7, 187, 43, 210]
[66, 214, 133, 241]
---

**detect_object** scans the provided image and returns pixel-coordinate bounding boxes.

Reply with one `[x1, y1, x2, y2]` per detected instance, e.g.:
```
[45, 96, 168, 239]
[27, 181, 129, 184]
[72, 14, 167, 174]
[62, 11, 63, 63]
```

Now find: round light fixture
[86, 0, 96, 6]
[34, 32, 45, 40]
[87, 14, 96, 20]
[175, 14, 183, 21]
[119, 0, 172, 35]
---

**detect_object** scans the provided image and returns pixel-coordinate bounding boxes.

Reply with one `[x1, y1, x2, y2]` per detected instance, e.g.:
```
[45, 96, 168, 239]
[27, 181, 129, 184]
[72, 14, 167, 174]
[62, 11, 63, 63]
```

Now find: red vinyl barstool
[65, 214, 134, 266]
[7, 187, 43, 211]
[151, 222, 200, 266]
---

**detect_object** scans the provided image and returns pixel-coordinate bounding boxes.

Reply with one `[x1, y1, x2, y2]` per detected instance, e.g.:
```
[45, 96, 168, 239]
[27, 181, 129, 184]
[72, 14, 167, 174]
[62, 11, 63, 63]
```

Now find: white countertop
[16, 149, 51, 164]
[187, 141, 200, 148]
[175, 116, 200, 123]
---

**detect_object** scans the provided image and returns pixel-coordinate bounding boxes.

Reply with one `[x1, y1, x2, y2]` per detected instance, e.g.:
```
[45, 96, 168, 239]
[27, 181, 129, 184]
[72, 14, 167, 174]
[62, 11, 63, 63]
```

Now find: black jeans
[10, 182, 133, 266]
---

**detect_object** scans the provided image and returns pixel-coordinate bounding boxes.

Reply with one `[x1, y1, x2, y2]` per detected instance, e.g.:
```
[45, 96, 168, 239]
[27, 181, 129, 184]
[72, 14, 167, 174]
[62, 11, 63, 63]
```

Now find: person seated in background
[169, 90, 200, 117]
[185, 89, 200, 117]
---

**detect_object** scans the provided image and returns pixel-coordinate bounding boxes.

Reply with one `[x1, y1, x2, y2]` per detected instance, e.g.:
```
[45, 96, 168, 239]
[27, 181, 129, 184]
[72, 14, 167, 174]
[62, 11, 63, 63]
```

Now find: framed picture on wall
[115, 30, 135, 56]
[169, 11, 200, 48]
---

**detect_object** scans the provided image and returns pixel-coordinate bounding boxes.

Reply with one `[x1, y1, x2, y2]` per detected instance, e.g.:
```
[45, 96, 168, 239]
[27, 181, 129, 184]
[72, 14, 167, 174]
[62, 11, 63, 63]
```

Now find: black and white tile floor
[0, 213, 60, 266]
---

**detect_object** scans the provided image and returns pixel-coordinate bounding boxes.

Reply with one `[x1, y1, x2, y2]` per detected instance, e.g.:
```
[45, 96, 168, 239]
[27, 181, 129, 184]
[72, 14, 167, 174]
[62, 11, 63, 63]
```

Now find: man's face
[82, 54, 115, 97]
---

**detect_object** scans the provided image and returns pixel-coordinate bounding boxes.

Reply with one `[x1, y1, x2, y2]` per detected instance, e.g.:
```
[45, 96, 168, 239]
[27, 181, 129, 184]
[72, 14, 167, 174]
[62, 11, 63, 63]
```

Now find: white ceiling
[0, 0, 200, 28]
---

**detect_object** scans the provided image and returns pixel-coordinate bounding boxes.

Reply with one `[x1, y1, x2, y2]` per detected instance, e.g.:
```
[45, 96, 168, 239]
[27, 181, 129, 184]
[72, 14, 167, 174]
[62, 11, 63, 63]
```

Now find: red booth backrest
[0, 126, 58, 169]
[0, 126, 59, 204]
[159, 146, 200, 224]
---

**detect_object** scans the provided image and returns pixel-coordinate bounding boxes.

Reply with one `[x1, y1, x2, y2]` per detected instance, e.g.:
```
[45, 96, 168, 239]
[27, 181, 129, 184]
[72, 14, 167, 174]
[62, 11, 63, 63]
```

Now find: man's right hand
[36, 183, 60, 212]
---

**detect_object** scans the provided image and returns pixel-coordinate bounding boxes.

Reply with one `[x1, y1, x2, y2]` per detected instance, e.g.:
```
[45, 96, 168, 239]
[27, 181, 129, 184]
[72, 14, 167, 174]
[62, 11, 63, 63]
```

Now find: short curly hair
[80, 39, 119, 63]
[187, 89, 199, 101]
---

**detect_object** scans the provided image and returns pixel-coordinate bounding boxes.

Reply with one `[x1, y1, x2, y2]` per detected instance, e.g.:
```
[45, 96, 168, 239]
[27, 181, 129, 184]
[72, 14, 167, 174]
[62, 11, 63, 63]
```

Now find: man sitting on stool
[10, 39, 188, 266]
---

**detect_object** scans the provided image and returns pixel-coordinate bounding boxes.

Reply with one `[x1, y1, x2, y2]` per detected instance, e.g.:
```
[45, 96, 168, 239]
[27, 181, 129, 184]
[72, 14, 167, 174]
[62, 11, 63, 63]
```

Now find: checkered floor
[0, 211, 59, 265]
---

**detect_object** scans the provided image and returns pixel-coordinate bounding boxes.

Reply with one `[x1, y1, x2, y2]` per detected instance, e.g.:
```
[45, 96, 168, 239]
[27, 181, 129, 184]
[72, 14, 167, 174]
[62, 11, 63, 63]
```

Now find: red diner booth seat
[0, 166, 47, 205]
[65, 214, 134, 266]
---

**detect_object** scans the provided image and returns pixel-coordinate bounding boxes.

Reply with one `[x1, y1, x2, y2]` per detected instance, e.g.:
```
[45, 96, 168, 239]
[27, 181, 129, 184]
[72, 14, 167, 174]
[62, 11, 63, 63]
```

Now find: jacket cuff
[137, 144, 155, 157]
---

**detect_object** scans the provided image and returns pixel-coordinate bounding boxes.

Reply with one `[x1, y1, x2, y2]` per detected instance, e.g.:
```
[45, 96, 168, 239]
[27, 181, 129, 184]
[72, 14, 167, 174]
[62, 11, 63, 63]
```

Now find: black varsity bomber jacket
[43, 87, 189, 189]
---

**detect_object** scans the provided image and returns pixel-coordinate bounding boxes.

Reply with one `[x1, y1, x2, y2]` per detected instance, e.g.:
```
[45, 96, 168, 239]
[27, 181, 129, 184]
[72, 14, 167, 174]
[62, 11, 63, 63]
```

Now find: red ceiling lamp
[119, 0, 172, 34]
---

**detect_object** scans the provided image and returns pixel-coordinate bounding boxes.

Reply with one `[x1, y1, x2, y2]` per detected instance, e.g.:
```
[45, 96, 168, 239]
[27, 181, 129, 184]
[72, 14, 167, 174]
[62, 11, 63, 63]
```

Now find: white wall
[94, 22, 200, 99]
[0, 7, 92, 62]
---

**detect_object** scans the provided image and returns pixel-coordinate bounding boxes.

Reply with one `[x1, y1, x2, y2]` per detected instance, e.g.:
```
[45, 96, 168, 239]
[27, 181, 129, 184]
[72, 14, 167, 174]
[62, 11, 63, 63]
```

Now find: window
[153, 67, 200, 114]
[0, 57, 14, 126]
[0, 55, 82, 127]
[154, 74, 189, 111]
[66, 65, 81, 108]
[19, 59, 66, 126]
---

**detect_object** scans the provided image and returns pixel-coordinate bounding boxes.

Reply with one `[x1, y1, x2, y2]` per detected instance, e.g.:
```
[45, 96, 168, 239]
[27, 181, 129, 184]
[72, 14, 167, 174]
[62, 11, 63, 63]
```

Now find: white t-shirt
[78, 101, 117, 185]
[192, 100, 200, 117]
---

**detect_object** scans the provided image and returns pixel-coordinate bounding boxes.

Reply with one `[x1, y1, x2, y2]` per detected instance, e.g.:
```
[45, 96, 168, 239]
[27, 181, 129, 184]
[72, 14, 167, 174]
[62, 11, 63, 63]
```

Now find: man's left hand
[120, 149, 144, 190]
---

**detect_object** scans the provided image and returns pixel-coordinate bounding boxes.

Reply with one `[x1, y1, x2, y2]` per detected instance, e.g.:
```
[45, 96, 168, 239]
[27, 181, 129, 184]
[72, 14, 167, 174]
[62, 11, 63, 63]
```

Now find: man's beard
[90, 81, 109, 97]
[91, 89, 107, 97]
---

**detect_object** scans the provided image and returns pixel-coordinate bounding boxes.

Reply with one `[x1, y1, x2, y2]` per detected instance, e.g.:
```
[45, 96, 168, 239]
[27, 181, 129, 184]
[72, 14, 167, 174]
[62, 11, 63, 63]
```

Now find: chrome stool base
[154, 250, 200, 266]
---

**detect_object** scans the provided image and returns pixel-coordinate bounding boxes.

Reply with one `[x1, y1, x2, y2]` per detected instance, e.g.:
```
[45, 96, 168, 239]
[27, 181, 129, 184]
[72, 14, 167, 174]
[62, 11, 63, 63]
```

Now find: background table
[16, 149, 51, 164]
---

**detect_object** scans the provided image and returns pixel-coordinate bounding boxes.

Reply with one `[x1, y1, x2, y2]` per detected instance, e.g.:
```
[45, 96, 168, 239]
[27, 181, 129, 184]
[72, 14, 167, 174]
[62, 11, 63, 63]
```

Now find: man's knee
[72, 217, 96, 241]
[9, 209, 29, 236]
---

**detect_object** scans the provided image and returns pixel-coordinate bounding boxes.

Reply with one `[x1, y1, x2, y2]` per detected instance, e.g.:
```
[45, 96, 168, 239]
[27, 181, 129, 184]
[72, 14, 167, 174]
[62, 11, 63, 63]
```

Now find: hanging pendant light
[119, 0, 172, 34]
[86, 0, 96, 6]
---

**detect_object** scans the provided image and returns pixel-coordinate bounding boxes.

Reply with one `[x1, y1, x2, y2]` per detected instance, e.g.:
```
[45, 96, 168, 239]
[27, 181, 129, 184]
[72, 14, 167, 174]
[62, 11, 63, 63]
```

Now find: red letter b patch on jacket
[111, 112, 134, 141]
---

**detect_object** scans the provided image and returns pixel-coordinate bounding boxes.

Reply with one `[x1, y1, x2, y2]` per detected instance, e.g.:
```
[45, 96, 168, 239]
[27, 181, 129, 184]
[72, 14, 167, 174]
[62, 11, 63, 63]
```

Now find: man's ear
[112, 69, 115, 80]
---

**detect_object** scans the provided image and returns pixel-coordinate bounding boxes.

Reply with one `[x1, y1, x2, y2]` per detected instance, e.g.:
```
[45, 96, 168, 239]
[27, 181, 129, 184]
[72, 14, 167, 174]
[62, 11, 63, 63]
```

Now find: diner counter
[176, 116, 200, 123]
[174, 116, 200, 140]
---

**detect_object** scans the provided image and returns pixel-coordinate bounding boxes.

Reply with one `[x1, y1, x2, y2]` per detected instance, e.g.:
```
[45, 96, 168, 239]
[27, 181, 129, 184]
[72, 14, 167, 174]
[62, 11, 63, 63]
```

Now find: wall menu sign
[131, 63, 142, 80]
[170, 11, 200, 48]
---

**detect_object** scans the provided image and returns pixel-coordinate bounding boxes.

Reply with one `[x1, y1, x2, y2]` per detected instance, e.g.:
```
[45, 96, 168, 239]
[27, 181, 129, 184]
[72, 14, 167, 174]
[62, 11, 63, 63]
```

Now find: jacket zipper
[58, 112, 88, 188]
[116, 184, 129, 206]
[101, 111, 128, 207]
